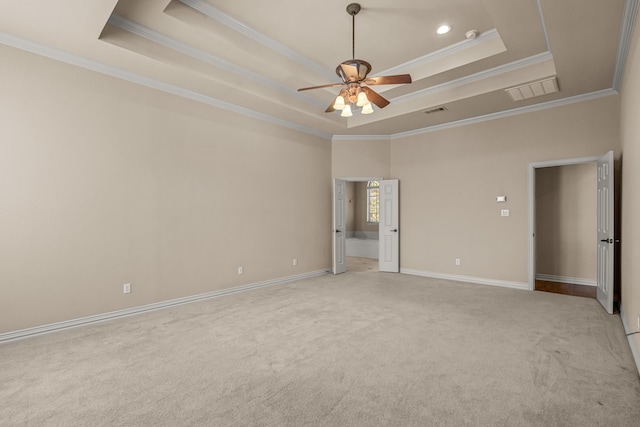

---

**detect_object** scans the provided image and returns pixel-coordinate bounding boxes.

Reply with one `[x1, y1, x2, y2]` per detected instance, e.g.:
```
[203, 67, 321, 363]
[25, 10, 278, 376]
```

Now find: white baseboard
[401, 268, 529, 290]
[535, 274, 597, 287]
[0, 269, 328, 344]
[619, 305, 640, 375]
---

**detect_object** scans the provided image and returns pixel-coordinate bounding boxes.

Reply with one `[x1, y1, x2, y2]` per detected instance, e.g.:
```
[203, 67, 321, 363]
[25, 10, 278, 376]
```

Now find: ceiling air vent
[505, 77, 559, 101]
[424, 106, 447, 114]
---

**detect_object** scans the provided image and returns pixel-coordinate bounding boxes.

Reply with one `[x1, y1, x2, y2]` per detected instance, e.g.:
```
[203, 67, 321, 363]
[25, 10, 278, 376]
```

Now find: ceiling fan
[297, 3, 412, 117]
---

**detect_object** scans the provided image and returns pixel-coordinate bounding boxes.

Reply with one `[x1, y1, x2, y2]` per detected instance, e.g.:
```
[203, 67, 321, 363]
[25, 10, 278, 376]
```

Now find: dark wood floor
[535, 280, 596, 298]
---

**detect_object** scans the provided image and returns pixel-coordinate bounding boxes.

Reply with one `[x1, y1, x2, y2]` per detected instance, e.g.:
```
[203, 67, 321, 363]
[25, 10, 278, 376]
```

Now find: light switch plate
[496, 196, 507, 202]
[501, 209, 510, 217]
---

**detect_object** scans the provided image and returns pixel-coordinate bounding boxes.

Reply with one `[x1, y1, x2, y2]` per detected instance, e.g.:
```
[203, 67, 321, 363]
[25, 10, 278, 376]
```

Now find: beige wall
[2, 29, 637, 367]
[332, 138, 390, 179]
[620, 11, 640, 363]
[0, 45, 331, 333]
[535, 163, 597, 281]
[391, 95, 620, 284]
[332, 138, 387, 236]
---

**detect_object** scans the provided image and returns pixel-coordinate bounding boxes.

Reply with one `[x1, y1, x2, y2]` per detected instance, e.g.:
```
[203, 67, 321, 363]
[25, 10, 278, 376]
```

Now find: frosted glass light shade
[340, 104, 353, 117]
[333, 95, 345, 110]
[356, 91, 369, 107]
[361, 102, 374, 114]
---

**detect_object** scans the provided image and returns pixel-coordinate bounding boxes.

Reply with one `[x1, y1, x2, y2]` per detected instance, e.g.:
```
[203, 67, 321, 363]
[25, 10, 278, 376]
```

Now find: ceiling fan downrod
[296, 2, 411, 115]
[346, 3, 361, 60]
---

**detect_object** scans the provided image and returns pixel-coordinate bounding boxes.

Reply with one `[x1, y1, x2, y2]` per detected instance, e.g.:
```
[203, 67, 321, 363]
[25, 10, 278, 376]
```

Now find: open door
[379, 179, 399, 272]
[596, 151, 614, 314]
[332, 179, 346, 274]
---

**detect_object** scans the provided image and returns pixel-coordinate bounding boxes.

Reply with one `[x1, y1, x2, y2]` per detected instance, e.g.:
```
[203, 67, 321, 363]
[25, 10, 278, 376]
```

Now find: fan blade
[325, 102, 336, 113]
[362, 86, 390, 109]
[298, 83, 344, 91]
[365, 74, 412, 85]
[339, 63, 360, 82]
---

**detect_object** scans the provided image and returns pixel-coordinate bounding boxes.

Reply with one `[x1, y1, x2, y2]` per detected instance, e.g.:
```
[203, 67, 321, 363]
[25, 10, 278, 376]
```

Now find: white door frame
[527, 155, 600, 291]
[340, 177, 384, 182]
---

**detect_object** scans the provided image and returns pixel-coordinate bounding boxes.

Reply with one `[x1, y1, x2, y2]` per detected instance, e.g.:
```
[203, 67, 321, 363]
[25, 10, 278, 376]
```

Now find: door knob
[391, 229, 398, 232]
[600, 238, 613, 243]
[335, 230, 342, 233]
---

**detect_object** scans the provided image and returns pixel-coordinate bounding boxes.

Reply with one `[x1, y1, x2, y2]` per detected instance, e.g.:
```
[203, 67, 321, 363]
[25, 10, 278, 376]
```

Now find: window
[366, 180, 380, 223]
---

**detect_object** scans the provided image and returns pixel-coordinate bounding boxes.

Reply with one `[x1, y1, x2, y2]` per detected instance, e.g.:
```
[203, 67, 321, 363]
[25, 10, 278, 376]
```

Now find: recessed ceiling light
[437, 24, 452, 35]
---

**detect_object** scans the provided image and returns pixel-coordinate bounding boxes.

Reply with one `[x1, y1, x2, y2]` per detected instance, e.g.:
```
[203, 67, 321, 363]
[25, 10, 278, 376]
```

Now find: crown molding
[391, 88, 618, 139]
[107, 14, 325, 109]
[0, 32, 332, 140]
[10, 19, 603, 143]
[177, 0, 335, 81]
[394, 51, 554, 104]
[535, 0, 551, 51]
[334, 89, 617, 141]
[380, 29, 501, 76]
[332, 134, 391, 142]
[347, 50, 556, 128]
[613, 0, 640, 90]
[176, 0, 509, 94]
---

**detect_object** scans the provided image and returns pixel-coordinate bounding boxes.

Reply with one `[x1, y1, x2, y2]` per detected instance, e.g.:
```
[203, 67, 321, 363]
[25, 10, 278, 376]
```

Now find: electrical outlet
[123, 283, 131, 294]
[237, 266, 243, 275]
[455, 259, 461, 266]
[293, 258, 298, 266]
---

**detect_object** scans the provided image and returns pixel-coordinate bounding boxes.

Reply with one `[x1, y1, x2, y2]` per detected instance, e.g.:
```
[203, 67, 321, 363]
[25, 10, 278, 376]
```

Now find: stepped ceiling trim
[177, 0, 335, 80]
[0, 31, 332, 140]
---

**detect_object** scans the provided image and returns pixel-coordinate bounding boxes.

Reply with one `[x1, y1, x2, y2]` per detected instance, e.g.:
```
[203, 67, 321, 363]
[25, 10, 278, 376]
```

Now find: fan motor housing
[337, 59, 372, 82]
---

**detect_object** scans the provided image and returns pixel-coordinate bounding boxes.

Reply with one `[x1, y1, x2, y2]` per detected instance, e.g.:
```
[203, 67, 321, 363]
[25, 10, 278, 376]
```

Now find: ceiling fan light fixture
[296, 3, 412, 119]
[340, 104, 353, 117]
[356, 91, 369, 106]
[361, 102, 374, 114]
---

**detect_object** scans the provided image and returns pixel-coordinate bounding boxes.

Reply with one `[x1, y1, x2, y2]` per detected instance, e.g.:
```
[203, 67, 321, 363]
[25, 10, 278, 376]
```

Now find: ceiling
[0, 0, 632, 139]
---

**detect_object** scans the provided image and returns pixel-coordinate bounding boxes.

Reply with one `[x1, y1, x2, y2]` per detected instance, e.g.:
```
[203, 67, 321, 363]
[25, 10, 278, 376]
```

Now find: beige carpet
[1, 259, 639, 426]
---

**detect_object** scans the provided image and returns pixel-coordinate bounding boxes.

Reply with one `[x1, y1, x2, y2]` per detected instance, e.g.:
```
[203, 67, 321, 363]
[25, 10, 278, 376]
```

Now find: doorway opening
[333, 177, 399, 274]
[533, 162, 597, 299]
[345, 179, 380, 271]
[528, 152, 615, 314]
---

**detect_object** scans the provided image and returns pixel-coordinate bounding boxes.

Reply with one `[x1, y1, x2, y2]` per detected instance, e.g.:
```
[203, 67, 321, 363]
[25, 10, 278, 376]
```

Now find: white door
[332, 179, 346, 274]
[596, 151, 614, 314]
[379, 179, 399, 272]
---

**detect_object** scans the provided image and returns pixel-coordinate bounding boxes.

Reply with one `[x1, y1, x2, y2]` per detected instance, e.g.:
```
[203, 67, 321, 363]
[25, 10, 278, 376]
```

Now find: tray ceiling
[0, 0, 631, 138]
